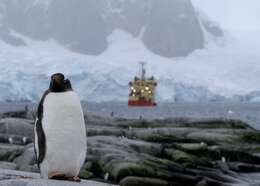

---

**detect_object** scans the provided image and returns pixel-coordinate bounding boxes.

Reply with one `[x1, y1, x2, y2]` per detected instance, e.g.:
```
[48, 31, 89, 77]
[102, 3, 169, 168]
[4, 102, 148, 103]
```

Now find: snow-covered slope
[0, 28, 259, 102]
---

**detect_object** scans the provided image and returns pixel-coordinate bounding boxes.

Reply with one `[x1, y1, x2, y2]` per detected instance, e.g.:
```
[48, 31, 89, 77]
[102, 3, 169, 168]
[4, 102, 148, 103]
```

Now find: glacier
[0, 28, 259, 103]
[0, 0, 259, 102]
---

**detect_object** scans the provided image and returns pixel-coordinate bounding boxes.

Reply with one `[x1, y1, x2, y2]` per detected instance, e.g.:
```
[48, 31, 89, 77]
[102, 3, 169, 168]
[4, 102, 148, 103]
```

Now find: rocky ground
[0, 109, 260, 186]
[0, 168, 117, 186]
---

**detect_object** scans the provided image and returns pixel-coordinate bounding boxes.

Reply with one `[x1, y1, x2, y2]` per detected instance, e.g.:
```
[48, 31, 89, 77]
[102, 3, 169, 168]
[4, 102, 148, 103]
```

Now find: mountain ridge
[0, 0, 222, 57]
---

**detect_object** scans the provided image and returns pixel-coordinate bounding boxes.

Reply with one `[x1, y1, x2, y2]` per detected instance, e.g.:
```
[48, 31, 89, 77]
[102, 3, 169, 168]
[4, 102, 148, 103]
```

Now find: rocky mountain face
[0, 0, 222, 57]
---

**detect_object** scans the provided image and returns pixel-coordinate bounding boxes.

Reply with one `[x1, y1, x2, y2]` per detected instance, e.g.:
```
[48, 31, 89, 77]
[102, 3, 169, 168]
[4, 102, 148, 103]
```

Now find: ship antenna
[140, 61, 146, 80]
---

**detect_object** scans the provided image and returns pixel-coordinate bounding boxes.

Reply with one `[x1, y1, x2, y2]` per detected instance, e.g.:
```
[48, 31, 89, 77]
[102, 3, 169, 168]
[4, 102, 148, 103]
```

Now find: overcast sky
[192, 0, 260, 37]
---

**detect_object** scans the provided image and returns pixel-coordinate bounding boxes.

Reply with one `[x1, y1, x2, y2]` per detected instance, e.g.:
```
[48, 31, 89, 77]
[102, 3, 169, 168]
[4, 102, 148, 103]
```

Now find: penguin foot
[67, 176, 81, 182]
[49, 171, 66, 180]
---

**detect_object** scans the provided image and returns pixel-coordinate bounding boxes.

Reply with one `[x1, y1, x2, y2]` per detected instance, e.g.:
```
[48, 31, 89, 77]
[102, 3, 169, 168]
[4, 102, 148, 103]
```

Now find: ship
[128, 62, 157, 106]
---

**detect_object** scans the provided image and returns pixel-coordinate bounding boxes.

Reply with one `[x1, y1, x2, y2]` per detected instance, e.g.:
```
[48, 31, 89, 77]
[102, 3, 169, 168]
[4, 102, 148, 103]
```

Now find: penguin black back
[35, 90, 49, 166]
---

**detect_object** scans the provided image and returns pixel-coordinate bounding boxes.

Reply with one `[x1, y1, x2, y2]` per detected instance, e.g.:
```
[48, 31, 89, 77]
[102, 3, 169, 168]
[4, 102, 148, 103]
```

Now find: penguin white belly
[40, 92, 86, 178]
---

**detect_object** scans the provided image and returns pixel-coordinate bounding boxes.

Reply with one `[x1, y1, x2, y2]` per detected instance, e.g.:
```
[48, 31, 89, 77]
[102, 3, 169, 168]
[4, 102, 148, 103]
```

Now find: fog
[192, 0, 260, 36]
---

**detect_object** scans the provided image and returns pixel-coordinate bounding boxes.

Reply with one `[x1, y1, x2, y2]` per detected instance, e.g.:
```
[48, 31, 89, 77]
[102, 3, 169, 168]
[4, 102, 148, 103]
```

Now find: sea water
[82, 102, 260, 130]
[0, 102, 260, 130]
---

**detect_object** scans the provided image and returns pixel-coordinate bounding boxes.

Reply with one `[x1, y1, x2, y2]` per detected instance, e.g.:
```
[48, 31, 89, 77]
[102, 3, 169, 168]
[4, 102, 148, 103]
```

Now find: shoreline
[0, 101, 259, 130]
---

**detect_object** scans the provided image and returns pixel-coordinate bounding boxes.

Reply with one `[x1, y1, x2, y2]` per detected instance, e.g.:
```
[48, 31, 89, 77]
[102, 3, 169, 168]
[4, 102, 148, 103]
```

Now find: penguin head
[49, 73, 73, 92]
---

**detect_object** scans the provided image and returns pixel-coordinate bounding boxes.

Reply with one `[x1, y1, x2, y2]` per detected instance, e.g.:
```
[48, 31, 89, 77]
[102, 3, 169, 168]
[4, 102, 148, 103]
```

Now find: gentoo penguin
[34, 73, 87, 181]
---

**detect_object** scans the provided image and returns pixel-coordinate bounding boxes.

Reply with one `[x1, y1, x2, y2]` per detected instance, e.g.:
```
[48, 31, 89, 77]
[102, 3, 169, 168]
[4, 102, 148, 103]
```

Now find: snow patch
[104, 0, 124, 15]
[250, 97, 260, 102]
[32, 0, 53, 10]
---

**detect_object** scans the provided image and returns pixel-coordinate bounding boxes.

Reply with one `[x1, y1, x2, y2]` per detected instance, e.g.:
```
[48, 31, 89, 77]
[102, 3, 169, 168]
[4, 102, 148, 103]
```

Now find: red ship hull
[128, 100, 157, 106]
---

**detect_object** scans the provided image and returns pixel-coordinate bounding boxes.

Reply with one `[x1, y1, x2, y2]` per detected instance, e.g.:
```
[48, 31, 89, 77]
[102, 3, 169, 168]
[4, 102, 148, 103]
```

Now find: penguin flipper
[34, 119, 39, 160]
[34, 117, 46, 167]
[34, 90, 49, 167]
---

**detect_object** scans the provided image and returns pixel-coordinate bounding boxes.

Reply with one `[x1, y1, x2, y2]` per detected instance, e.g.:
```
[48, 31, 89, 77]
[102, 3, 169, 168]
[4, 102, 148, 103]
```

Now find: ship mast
[140, 61, 146, 80]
